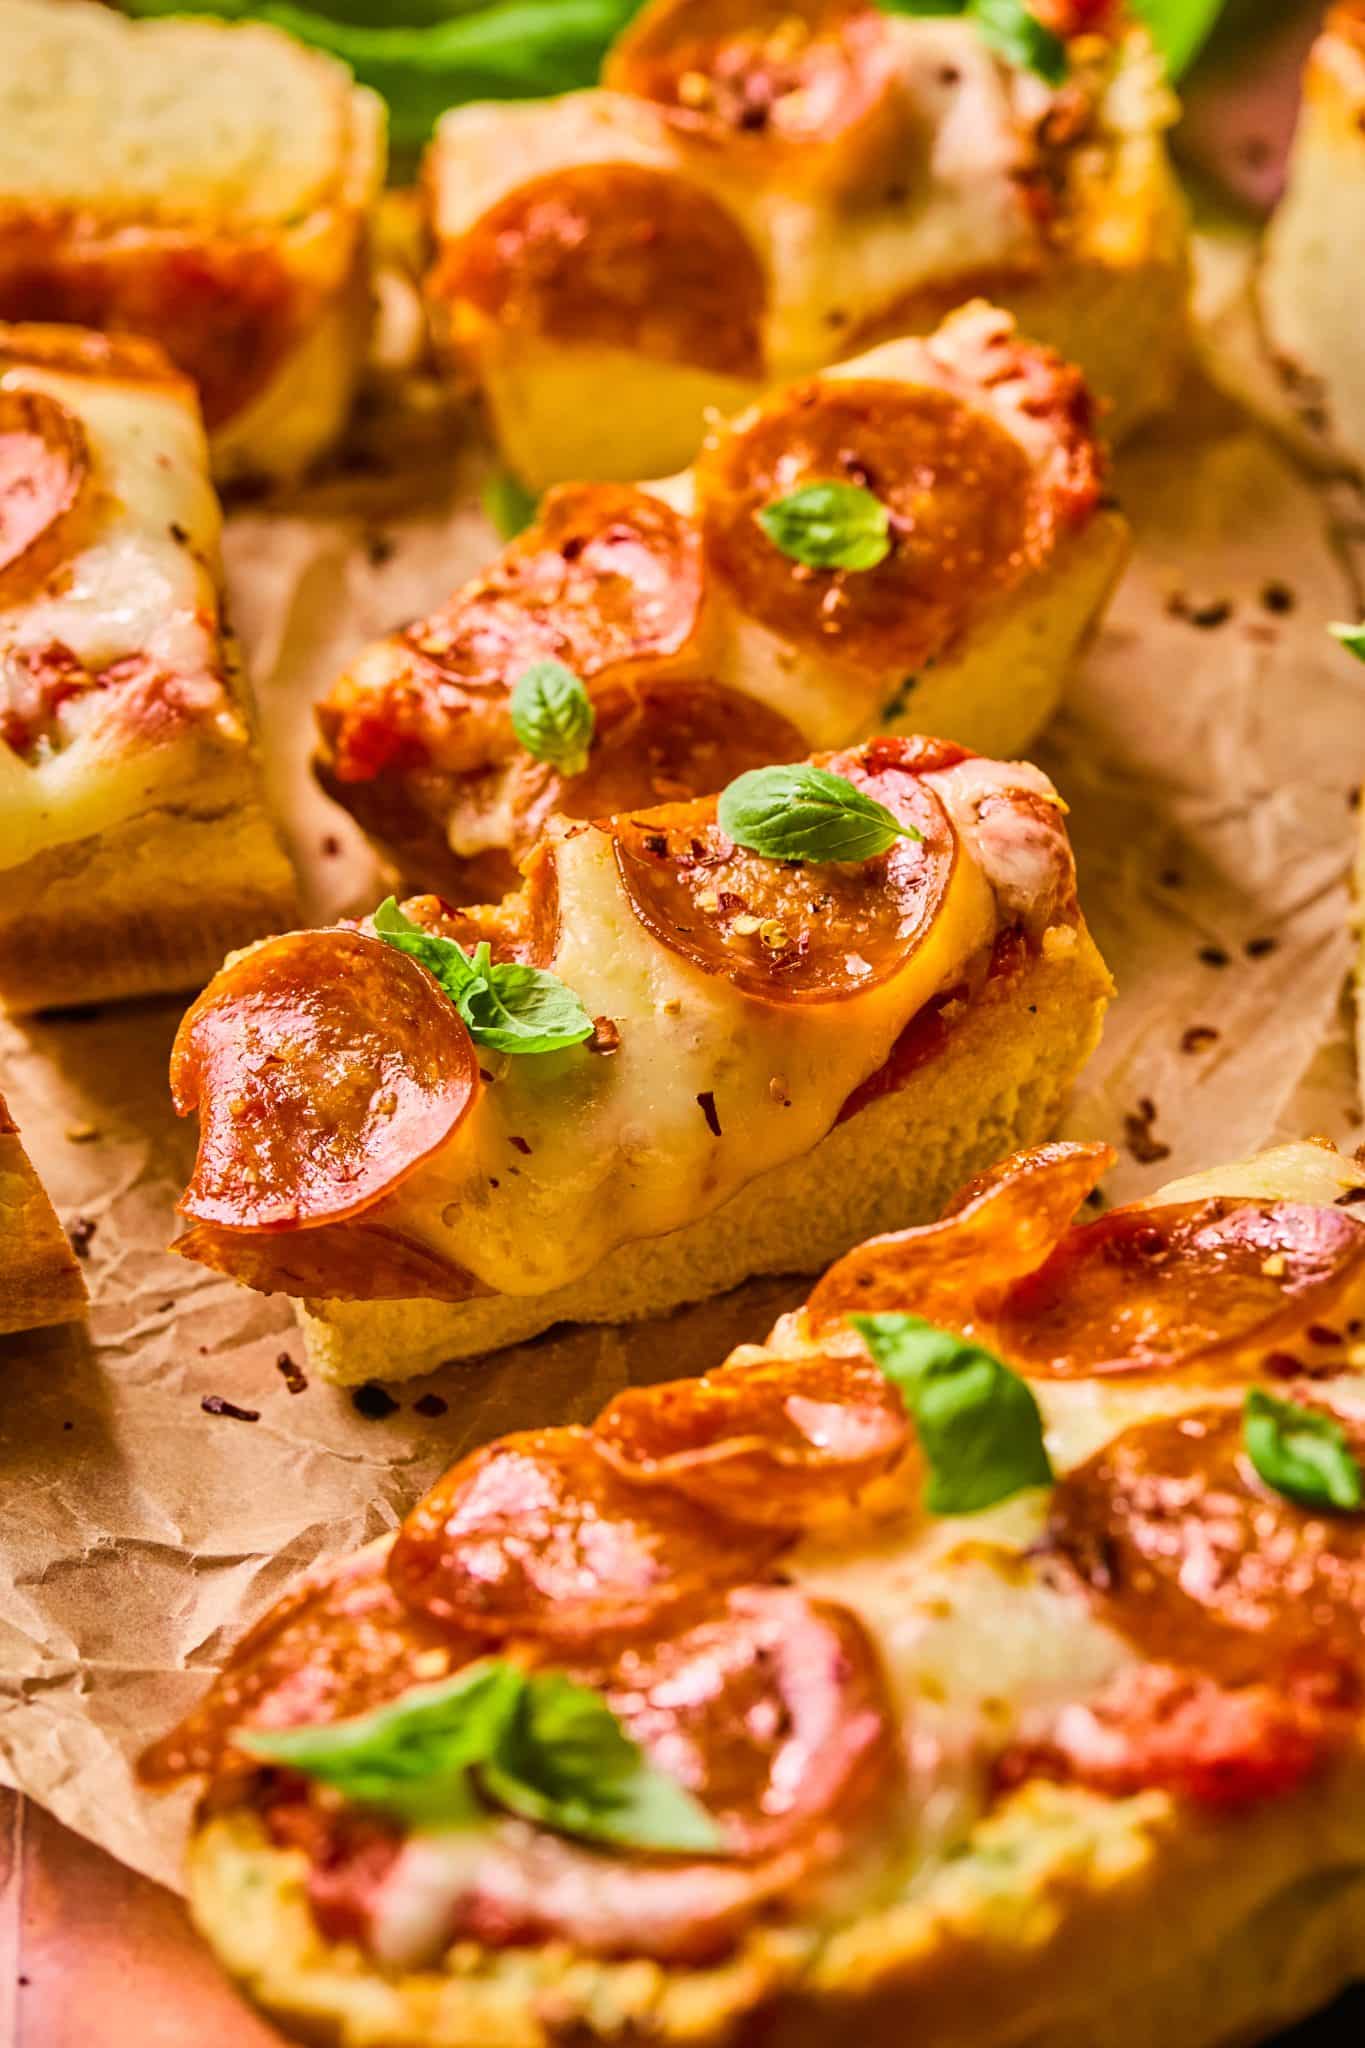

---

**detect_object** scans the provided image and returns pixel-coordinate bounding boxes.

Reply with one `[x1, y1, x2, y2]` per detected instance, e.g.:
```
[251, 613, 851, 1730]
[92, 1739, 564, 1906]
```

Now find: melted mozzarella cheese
[0, 361, 234, 870]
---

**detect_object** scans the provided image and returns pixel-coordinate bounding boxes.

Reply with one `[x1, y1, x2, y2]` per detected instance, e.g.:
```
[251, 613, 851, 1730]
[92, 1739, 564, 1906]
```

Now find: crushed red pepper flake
[588, 1015, 622, 1055]
[1180, 1024, 1220, 1054]
[1198, 945, 1230, 968]
[508, 1134, 532, 1156]
[1122, 1097, 1171, 1166]
[413, 1393, 448, 1418]
[201, 1395, 260, 1422]
[1244, 936, 1277, 960]
[66, 1216, 97, 1258]
[351, 1383, 400, 1421]
[275, 1352, 308, 1395]
[697, 1089, 723, 1137]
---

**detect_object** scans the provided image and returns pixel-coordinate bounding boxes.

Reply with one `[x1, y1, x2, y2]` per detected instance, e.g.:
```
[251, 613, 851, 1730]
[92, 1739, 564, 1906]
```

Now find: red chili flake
[320, 834, 341, 857]
[1336, 1187, 1365, 1207]
[413, 1393, 448, 1418]
[1158, 868, 1184, 888]
[168, 521, 190, 546]
[1306, 1324, 1343, 1347]
[275, 1352, 308, 1395]
[588, 1016, 622, 1054]
[364, 529, 396, 568]
[1260, 582, 1295, 614]
[1123, 1097, 1171, 1166]
[509, 1134, 532, 1156]
[1262, 1352, 1305, 1381]
[1180, 1024, 1220, 1054]
[351, 1383, 399, 1420]
[67, 1216, 97, 1258]
[1244, 936, 1277, 960]
[1350, 787, 1361, 814]
[1198, 945, 1230, 968]
[201, 1395, 260, 1422]
[697, 1090, 723, 1138]
[642, 833, 668, 856]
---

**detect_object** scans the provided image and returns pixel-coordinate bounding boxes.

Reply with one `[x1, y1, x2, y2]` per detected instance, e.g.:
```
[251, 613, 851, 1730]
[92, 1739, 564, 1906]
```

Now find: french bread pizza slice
[0, 0, 385, 485]
[0, 324, 297, 1012]
[425, 0, 1187, 487]
[316, 303, 1128, 903]
[146, 1135, 1365, 2048]
[169, 735, 1111, 1378]
[0, 1089, 86, 1336]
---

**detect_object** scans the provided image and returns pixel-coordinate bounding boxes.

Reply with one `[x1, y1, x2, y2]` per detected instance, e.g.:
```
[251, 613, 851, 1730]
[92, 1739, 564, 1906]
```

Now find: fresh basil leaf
[239, 1661, 722, 1852]
[484, 1671, 725, 1853]
[509, 659, 596, 777]
[1243, 1388, 1364, 1514]
[758, 481, 892, 572]
[1330, 621, 1365, 663]
[238, 1664, 522, 1825]
[373, 900, 592, 1055]
[1128, 0, 1226, 79]
[483, 470, 540, 542]
[717, 763, 922, 863]
[967, 0, 1066, 84]
[853, 1312, 1053, 1513]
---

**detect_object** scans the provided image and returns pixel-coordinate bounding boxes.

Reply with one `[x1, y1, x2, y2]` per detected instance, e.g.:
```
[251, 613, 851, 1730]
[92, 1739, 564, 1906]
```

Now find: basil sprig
[374, 898, 592, 1055]
[1330, 621, 1365, 663]
[758, 481, 892, 572]
[240, 1661, 724, 1853]
[853, 1312, 1053, 1513]
[718, 763, 922, 864]
[1243, 1388, 1364, 1514]
[510, 659, 596, 777]
[483, 471, 540, 542]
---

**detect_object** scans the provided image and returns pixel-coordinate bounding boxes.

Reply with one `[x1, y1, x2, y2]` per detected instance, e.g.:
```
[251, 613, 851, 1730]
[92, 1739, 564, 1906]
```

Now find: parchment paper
[2, 253, 1364, 1896]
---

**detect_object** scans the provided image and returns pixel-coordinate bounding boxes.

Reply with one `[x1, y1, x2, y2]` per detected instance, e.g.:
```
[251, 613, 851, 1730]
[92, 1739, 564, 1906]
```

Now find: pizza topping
[0, 385, 90, 600]
[592, 1351, 908, 1525]
[806, 1141, 1113, 1328]
[1243, 1387, 1365, 1512]
[386, 1427, 785, 1646]
[718, 760, 920, 862]
[994, 1199, 1365, 1378]
[371, 898, 593, 1057]
[1048, 1398, 1365, 1684]
[508, 658, 595, 776]
[698, 375, 1047, 673]
[610, 737, 955, 1001]
[758, 480, 891, 570]
[171, 930, 479, 1233]
[170, 1219, 485, 1304]
[438, 164, 766, 379]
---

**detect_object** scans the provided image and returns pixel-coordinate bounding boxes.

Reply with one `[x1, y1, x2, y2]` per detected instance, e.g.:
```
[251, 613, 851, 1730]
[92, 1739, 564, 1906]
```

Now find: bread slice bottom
[0, 791, 297, 1013]
[0, 1118, 87, 1335]
[296, 922, 1112, 1383]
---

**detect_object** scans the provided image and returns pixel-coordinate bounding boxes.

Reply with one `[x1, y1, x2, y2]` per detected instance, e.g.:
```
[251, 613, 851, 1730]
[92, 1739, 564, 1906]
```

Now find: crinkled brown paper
[2, 239, 1364, 1894]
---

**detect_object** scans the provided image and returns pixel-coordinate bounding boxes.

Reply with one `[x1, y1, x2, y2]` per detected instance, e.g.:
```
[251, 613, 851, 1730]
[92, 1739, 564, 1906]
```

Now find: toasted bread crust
[0, 1093, 87, 1334]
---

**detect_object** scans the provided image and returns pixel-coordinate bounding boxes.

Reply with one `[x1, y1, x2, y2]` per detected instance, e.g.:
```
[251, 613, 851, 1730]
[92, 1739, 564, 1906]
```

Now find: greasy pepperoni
[610, 736, 956, 1002]
[437, 165, 766, 380]
[318, 485, 703, 786]
[172, 1219, 484, 1304]
[607, 0, 899, 178]
[506, 675, 808, 858]
[171, 929, 479, 1233]
[593, 1350, 908, 1526]
[1049, 1398, 1365, 1685]
[995, 1199, 1365, 1378]
[806, 1141, 1114, 1330]
[138, 1548, 474, 1786]
[0, 386, 89, 598]
[387, 1427, 785, 1646]
[698, 376, 1047, 673]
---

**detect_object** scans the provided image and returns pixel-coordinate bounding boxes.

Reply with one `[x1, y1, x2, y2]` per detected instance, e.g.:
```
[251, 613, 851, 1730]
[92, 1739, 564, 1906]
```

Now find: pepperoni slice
[606, 0, 900, 182]
[171, 1219, 484, 1304]
[506, 675, 807, 859]
[593, 1351, 907, 1526]
[610, 737, 956, 1002]
[436, 164, 766, 380]
[1049, 1398, 1365, 1684]
[0, 386, 90, 599]
[138, 1548, 473, 1786]
[317, 485, 704, 786]
[697, 376, 1048, 674]
[994, 1199, 1365, 1379]
[806, 1141, 1114, 1330]
[171, 929, 479, 1234]
[386, 1427, 786, 1646]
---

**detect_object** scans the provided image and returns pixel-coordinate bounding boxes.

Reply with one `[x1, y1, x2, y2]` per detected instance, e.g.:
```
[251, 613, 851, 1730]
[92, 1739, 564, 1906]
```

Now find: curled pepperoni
[387, 1427, 785, 1646]
[607, 0, 900, 181]
[435, 164, 766, 380]
[698, 376, 1049, 674]
[593, 1351, 907, 1526]
[138, 1548, 474, 1787]
[172, 1219, 484, 1304]
[610, 737, 955, 1002]
[317, 485, 704, 787]
[1049, 1398, 1365, 1684]
[806, 1141, 1114, 1331]
[506, 675, 807, 856]
[171, 929, 479, 1233]
[0, 385, 90, 599]
[995, 1199, 1365, 1379]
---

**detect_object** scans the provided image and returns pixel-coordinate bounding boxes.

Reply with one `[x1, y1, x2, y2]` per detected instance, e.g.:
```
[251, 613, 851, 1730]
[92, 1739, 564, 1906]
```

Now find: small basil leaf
[1330, 621, 1365, 663]
[373, 900, 591, 1055]
[853, 1312, 1053, 1513]
[483, 470, 540, 542]
[510, 659, 596, 776]
[717, 762, 922, 863]
[967, 0, 1066, 84]
[1243, 1388, 1364, 1514]
[1127, 0, 1226, 79]
[483, 1672, 724, 1853]
[238, 1664, 523, 1826]
[758, 481, 892, 572]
